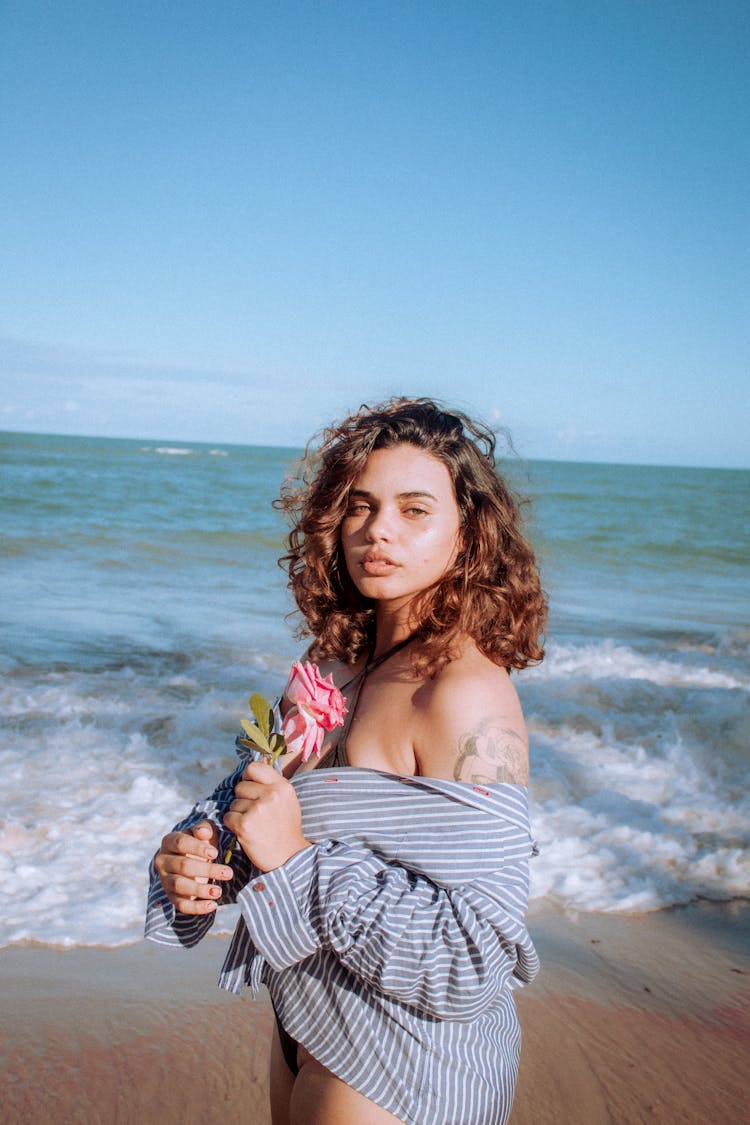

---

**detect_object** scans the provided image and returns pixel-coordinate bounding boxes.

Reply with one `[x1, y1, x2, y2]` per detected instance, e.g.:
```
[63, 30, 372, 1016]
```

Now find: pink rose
[284, 661, 347, 732]
[282, 661, 347, 762]
[282, 705, 326, 762]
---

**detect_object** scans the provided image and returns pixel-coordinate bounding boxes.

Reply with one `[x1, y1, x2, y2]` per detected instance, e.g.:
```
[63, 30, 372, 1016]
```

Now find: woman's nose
[365, 507, 394, 541]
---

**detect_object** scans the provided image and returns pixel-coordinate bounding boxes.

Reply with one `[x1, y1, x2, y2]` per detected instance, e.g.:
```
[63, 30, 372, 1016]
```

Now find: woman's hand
[154, 820, 234, 915]
[224, 761, 311, 872]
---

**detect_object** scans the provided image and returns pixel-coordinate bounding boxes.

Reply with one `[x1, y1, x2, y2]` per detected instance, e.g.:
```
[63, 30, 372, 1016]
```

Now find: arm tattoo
[453, 721, 529, 785]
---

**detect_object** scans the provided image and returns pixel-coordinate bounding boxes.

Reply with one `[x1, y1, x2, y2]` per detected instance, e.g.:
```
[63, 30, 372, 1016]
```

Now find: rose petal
[282, 704, 325, 762]
[284, 662, 347, 736]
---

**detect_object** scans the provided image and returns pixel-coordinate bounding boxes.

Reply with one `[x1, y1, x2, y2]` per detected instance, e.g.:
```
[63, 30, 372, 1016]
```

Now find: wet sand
[1, 900, 748, 1124]
[513, 900, 749, 1124]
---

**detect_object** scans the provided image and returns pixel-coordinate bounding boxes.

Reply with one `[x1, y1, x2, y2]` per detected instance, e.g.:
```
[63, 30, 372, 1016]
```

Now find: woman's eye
[346, 503, 370, 516]
[404, 506, 428, 517]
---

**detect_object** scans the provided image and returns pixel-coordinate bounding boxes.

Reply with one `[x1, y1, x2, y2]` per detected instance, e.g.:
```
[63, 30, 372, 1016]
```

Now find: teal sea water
[1, 431, 748, 946]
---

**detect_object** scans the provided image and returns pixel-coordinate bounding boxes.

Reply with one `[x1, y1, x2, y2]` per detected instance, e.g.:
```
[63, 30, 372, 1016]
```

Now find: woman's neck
[372, 605, 419, 659]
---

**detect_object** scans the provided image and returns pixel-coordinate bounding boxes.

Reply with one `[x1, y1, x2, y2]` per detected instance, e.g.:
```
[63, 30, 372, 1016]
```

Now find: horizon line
[1, 426, 747, 474]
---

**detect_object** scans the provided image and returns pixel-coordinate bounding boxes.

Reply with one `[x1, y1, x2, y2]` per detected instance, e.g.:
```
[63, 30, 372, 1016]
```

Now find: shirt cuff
[144, 887, 216, 948]
[236, 843, 321, 970]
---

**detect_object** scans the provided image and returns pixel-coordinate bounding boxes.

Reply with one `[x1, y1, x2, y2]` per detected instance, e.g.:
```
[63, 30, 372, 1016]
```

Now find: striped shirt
[145, 745, 539, 1124]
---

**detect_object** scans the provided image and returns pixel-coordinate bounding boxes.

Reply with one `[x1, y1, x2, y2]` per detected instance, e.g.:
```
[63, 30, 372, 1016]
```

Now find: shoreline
[513, 899, 749, 1124]
[1, 901, 748, 1124]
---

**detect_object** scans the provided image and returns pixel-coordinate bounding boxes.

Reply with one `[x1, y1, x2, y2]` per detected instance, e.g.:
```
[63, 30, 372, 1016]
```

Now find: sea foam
[2, 435, 747, 947]
[1, 638, 747, 947]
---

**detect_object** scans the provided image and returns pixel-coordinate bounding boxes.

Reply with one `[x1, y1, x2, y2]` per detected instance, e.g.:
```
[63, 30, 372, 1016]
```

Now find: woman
[147, 398, 546, 1125]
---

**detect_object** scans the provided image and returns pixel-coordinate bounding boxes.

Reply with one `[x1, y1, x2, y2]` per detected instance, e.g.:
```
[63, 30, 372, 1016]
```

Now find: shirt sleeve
[144, 760, 257, 947]
[235, 836, 531, 1021]
[144, 704, 288, 948]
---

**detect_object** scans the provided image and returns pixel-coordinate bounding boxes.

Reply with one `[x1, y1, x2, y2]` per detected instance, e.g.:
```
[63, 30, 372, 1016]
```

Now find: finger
[156, 854, 232, 883]
[176, 857, 234, 882]
[168, 830, 220, 861]
[170, 873, 225, 901]
[223, 809, 257, 836]
[228, 797, 253, 814]
[232, 782, 265, 801]
[191, 821, 218, 843]
[242, 760, 282, 785]
[173, 894, 219, 916]
[223, 810, 242, 835]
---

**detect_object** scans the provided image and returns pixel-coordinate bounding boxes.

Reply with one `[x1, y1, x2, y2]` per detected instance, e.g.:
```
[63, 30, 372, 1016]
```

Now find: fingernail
[206, 847, 217, 859]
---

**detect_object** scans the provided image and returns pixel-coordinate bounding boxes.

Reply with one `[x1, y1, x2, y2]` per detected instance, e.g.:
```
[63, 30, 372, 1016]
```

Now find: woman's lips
[361, 555, 398, 575]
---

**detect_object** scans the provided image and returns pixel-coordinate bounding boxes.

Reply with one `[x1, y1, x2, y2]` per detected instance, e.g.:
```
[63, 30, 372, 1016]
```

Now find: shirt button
[252, 881, 266, 892]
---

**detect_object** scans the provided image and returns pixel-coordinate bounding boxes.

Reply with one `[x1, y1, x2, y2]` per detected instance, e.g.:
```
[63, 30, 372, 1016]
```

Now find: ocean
[1, 431, 748, 947]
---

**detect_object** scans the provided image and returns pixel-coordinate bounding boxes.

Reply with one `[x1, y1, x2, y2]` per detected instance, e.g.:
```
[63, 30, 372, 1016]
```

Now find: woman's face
[340, 444, 462, 614]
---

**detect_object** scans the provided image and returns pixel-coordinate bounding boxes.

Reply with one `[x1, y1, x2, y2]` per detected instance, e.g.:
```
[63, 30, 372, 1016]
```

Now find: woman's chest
[338, 676, 422, 775]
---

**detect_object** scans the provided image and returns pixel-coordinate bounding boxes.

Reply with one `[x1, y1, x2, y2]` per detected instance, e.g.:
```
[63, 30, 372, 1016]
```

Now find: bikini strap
[340, 632, 418, 692]
[324, 633, 418, 767]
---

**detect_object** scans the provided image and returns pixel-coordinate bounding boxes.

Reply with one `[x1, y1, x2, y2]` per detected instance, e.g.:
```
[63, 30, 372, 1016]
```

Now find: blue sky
[1, 1, 748, 467]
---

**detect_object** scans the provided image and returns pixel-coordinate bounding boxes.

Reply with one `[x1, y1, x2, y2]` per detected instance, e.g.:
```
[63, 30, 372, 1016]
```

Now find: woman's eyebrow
[399, 490, 438, 501]
[350, 488, 438, 501]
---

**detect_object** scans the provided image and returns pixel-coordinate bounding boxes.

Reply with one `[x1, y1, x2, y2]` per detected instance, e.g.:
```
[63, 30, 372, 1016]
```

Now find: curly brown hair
[275, 397, 546, 676]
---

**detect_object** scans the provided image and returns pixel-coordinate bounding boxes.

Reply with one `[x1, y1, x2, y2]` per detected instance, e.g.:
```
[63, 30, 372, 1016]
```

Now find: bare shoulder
[296, 650, 359, 688]
[414, 644, 529, 785]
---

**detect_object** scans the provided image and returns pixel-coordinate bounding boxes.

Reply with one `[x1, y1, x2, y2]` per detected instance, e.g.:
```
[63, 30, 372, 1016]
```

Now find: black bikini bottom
[274, 1008, 300, 1077]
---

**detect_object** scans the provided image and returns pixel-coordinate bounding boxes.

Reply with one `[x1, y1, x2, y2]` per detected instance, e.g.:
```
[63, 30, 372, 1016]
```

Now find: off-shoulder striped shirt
[146, 750, 538, 1125]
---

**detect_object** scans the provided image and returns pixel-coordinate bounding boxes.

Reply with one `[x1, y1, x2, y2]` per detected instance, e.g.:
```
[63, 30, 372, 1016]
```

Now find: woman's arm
[226, 758, 535, 1022]
[222, 658, 535, 1019]
[145, 680, 299, 945]
[233, 831, 533, 1021]
[144, 760, 255, 946]
[414, 656, 529, 785]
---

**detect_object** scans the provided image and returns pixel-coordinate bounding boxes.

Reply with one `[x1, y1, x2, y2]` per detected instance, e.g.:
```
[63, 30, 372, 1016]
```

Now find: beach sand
[1, 901, 747, 1125]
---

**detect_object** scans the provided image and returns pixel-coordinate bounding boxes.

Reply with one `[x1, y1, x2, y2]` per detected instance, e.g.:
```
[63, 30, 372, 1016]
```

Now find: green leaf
[250, 693, 272, 738]
[240, 717, 272, 755]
